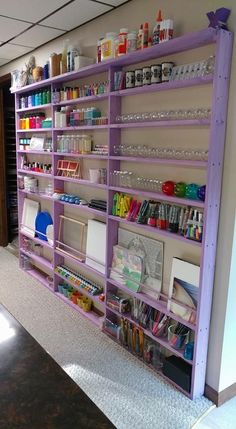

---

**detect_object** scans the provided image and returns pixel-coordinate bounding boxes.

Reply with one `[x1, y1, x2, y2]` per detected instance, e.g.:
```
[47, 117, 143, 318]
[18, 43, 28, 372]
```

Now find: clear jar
[81, 134, 92, 154]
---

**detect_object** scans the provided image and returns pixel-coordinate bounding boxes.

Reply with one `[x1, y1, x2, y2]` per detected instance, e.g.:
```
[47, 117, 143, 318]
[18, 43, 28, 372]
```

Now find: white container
[74, 56, 94, 70]
[127, 32, 137, 53]
[89, 169, 100, 183]
[101, 33, 117, 61]
[55, 111, 61, 128]
[60, 108, 67, 128]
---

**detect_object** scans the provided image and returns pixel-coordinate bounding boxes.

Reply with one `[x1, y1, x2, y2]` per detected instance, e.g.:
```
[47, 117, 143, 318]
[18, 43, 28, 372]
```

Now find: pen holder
[168, 324, 190, 350]
[82, 297, 92, 312]
[58, 283, 64, 294]
[62, 285, 69, 297]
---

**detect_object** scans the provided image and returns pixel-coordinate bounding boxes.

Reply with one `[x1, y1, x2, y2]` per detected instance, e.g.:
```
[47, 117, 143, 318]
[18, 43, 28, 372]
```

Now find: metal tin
[142, 66, 151, 85]
[134, 69, 143, 87]
[125, 71, 135, 88]
[151, 64, 162, 84]
[161, 62, 174, 82]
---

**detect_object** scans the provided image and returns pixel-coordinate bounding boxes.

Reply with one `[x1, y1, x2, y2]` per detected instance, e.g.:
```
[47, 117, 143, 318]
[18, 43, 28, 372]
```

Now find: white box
[74, 56, 94, 70]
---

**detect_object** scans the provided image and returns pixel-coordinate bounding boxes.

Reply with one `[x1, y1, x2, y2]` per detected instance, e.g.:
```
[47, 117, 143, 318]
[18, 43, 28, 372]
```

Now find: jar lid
[120, 28, 128, 33]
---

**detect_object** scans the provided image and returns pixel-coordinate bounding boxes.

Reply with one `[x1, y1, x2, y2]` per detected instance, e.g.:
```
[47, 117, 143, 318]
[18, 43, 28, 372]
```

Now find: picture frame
[167, 257, 200, 323]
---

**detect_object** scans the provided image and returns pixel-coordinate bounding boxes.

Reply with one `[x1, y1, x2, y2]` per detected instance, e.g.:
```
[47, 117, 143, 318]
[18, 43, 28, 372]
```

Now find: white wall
[2, 0, 236, 393]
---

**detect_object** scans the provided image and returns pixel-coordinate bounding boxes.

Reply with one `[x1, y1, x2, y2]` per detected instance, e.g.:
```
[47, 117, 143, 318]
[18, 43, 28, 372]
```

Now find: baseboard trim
[205, 383, 236, 406]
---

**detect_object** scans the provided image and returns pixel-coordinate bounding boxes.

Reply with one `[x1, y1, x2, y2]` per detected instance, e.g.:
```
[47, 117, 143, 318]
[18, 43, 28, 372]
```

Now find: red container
[118, 28, 128, 56]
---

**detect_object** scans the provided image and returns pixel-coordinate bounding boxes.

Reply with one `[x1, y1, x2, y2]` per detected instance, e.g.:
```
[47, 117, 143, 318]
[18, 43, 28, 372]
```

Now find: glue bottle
[137, 24, 143, 50]
[152, 10, 163, 45]
[142, 22, 149, 48]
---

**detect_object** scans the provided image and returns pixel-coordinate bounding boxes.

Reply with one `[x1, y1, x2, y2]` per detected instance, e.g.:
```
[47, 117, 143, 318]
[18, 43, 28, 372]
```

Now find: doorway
[0, 74, 18, 249]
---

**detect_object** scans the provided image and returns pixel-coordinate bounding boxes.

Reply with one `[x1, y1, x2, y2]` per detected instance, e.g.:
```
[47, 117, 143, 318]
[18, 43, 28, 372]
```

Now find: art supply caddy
[12, 3, 232, 400]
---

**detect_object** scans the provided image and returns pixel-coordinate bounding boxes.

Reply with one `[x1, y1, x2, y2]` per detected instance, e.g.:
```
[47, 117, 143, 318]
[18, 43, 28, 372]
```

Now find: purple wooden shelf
[111, 75, 213, 97]
[55, 248, 106, 279]
[21, 248, 53, 271]
[55, 199, 107, 218]
[55, 271, 104, 305]
[54, 152, 108, 159]
[109, 156, 207, 168]
[53, 93, 108, 107]
[17, 150, 53, 155]
[108, 215, 202, 247]
[18, 169, 53, 179]
[109, 186, 205, 208]
[22, 267, 53, 292]
[11, 28, 217, 95]
[17, 128, 52, 133]
[106, 305, 193, 364]
[110, 119, 210, 128]
[20, 230, 54, 250]
[103, 329, 192, 397]
[107, 277, 196, 331]
[55, 292, 103, 326]
[14, 27, 232, 400]
[16, 103, 51, 113]
[55, 176, 108, 189]
[53, 125, 108, 131]
[19, 189, 53, 201]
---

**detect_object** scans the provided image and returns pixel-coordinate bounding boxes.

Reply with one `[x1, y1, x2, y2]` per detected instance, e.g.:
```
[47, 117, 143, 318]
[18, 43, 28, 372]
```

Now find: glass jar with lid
[81, 134, 92, 154]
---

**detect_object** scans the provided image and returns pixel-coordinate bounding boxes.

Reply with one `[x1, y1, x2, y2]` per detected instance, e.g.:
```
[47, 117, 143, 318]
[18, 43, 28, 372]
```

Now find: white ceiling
[0, 0, 130, 66]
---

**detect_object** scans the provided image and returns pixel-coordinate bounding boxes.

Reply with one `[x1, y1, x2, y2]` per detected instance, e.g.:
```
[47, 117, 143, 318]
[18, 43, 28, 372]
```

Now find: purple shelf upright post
[190, 29, 233, 399]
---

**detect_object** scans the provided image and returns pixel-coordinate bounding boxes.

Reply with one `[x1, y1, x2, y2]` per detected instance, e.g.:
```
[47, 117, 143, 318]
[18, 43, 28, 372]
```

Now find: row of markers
[112, 193, 203, 242]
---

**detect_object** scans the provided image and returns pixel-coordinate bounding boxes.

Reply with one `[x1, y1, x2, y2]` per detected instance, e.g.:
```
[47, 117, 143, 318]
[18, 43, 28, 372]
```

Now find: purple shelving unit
[13, 27, 233, 399]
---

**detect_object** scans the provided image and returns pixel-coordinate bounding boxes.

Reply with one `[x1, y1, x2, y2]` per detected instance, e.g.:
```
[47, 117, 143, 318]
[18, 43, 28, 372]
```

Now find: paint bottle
[152, 10, 162, 45]
[142, 22, 149, 48]
[137, 24, 143, 50]
[127, 32, 137, 53]
[97, 37, 103, 63]
[61, 39, 69, 73]
[118, 28, 128, 56]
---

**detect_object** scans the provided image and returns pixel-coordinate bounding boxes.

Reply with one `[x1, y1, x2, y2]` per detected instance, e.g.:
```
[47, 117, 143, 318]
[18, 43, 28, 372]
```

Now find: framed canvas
[21, 198, 40, 237]
[167, 257, 200, 323]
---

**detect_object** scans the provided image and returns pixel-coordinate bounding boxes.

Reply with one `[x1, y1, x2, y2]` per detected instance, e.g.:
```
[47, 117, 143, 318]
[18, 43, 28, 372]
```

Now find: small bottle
[148, 37, 152, 47]
[31, 93, 35, 106]
[118, 28, 128, 56]
[61, 39, 69, 73]
[42, 90, 47, 105]
[137, 24, 143, 50]
[127, 32, 137, 53]
[152, 10, 163, 45]
[38, 91, 42, 105]
[142, 22, 149, 48]
[97, 37, 103, 63]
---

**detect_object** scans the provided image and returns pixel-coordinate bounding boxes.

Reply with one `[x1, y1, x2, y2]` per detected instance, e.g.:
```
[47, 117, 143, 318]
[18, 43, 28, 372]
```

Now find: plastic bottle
[118, 28, 128, 56]
[101, 33, 117, 61]
[137, 24, 143, 50]
[152, 10, 162, 45]
[61, 39, 69, 73]
[127, 32, 137, 53]
[97, 37, 103, 63]
[142, 22, 149, 48]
